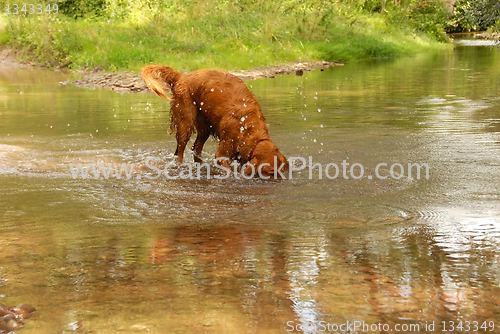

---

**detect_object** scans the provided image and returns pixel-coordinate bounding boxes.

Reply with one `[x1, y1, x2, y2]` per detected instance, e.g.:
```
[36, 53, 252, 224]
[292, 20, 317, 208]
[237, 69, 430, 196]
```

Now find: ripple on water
[0, 144, 26, 174]
[418, 97, 494, 134]
[415, 207, 500, 257]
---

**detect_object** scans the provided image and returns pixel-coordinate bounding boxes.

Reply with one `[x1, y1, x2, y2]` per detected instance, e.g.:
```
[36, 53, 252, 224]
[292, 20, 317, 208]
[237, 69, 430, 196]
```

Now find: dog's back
[180, 69, 266, 136]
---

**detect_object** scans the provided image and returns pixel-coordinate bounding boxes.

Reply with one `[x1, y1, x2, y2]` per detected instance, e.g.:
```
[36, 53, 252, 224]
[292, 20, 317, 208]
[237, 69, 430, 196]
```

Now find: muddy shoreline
[61, 61, 343, 94]
[1, 48, 343, 93]
[0, 48, 36, 69]
[476, 31, 500, 40]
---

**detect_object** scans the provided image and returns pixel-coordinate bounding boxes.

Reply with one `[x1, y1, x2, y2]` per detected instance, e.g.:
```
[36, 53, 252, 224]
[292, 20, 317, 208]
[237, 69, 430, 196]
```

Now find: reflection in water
[1, 43, 500, 333]
[454, 40, 498, 46]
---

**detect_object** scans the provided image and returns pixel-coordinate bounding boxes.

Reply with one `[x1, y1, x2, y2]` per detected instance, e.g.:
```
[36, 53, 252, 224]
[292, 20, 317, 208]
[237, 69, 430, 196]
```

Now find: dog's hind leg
[192, 116, 211, 163]
[171, 96, 197, 163]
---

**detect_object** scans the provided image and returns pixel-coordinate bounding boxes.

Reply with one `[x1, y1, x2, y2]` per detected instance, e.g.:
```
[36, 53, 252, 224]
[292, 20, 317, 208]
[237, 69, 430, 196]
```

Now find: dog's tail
[141, 65, 182, 100]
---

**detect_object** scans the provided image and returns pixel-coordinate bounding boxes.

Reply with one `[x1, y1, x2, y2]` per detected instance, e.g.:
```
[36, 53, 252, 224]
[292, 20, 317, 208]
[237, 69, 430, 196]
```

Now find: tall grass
[0, 0, 449, 71]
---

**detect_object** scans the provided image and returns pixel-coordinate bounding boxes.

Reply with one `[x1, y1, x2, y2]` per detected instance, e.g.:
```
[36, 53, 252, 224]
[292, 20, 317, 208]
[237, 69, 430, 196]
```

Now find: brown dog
[141, 65, 288, 178]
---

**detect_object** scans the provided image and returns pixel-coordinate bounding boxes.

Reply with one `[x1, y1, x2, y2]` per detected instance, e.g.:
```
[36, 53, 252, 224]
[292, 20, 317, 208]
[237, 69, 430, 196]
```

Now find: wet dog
[141, 65, 288, 178]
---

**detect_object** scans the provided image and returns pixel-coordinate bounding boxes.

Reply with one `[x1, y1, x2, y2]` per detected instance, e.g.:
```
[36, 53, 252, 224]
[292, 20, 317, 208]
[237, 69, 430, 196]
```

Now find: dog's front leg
[214, 141, 234, 171]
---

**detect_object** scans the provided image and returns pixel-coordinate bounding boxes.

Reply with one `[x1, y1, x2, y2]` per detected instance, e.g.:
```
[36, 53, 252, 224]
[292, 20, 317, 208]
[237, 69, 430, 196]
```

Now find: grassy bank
[0, 0, 451, 72]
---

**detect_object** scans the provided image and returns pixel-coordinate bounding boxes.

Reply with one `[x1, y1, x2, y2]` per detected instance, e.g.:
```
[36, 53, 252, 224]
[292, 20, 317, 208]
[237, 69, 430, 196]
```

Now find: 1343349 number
[442, 321, 495, 332]
[6, 4, 58, 14]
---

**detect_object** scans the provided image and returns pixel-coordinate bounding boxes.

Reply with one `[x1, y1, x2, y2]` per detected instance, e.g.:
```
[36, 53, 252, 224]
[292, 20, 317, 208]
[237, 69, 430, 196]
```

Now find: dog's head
[243, 140, 289, 179]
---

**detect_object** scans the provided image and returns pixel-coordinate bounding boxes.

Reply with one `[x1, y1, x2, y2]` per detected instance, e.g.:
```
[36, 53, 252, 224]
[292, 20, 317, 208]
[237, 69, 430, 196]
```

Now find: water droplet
[240, 126, 244, 132]
[243, 103, 247, 107]
[200, 102, 204, 106]
[211, 88, 214, 92]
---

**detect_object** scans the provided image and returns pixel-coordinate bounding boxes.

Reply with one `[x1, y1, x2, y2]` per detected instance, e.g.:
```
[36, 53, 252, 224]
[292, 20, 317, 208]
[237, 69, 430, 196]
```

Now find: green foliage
[0, 0, 449, 71]
[339, 0, 452, 41]
[55, 0, 107, 19]
[494, 19, 500, 33]
[448, 0, 500, 32]
[406, 0, 450, 42]
[2, 16, 70, 67]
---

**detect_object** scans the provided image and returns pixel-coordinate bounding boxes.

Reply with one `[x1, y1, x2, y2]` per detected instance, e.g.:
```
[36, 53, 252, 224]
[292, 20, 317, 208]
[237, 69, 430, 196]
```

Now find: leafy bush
[54, 0, 107, 19]
[447, 0, 500, 32]
[406, 0, 450, 42]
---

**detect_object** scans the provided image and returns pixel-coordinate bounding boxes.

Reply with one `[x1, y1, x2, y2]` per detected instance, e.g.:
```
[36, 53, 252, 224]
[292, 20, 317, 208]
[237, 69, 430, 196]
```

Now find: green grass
[0, 0, 450, 72]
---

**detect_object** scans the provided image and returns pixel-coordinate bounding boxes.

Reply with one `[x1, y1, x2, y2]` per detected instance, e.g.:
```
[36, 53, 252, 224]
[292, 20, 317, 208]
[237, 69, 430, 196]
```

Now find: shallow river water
[1, 42, 499, 333]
